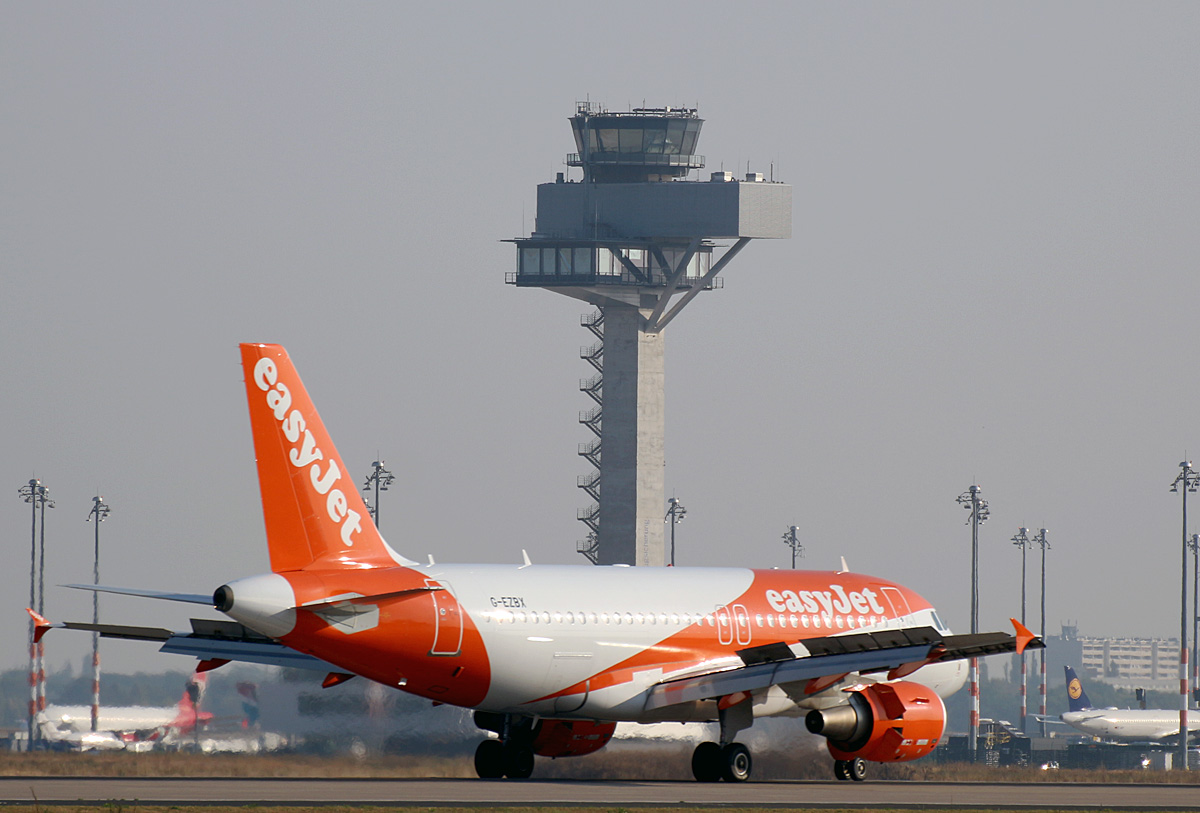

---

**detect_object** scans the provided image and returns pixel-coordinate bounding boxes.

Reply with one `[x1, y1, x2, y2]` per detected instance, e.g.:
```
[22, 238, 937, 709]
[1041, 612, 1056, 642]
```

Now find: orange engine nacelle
[530, 719, 617, 758]
[805, 681, 946, 763]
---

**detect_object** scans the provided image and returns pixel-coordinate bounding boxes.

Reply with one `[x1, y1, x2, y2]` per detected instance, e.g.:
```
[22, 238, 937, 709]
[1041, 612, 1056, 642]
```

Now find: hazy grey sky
[3, 2, 1198, 674]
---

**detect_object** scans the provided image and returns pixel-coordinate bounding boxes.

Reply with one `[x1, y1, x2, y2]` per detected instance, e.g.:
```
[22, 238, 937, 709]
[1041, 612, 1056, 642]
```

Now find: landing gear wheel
[503, 744, 535, 779]
[721, 742, 752, 783]
[474, 739, 505, 779]
[848, 757, 867, 781]
[833, 759, 851, 781]
[691, 741, 723, 782]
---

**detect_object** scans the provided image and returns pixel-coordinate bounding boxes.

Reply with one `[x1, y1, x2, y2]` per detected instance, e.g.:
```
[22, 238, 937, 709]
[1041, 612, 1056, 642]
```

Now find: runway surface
[5, 776, 1200, 808]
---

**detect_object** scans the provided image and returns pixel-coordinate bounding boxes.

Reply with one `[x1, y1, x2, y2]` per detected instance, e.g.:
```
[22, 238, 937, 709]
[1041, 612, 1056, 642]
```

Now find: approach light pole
[1171, 461, 1199, 769]
[783, 526, 804, 569]
[956, 484, 989, 762]
[1011, 527, 1031, 734]
[361, 460, 395, 530]
[1032, 527, 1050, 737]
[86, 496, 110, 733]
[665, 497, 686, 567]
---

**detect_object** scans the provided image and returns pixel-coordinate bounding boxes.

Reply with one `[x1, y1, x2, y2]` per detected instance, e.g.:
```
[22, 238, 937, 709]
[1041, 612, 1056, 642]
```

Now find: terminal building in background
[1041, 624, 1181, 692]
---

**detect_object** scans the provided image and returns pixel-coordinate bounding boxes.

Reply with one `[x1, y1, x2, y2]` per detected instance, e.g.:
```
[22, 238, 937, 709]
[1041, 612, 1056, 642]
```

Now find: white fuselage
[1061, 708, 1200, 742]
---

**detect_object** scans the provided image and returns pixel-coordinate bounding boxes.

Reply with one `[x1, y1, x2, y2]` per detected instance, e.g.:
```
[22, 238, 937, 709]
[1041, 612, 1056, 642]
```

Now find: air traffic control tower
[508, 103, 791, 566]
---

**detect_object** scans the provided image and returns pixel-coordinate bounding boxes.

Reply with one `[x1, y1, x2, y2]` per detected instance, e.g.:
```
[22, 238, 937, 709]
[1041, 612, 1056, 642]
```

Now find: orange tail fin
[240, 343, 406, 571]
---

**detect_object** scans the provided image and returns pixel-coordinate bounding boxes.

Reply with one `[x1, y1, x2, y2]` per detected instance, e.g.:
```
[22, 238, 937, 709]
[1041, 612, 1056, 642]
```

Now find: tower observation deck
[508, 102, 791, 566]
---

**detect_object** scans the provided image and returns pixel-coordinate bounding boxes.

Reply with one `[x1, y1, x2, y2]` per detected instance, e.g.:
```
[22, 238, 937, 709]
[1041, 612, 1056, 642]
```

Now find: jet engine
[805, 681, 945, 763]
[530, 719, 617, 758]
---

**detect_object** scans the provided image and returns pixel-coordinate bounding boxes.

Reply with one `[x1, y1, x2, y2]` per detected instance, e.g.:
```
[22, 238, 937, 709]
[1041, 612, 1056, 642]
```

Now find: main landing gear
[474, 738, 535, 780]
[691, 741, 752, 783]
[691, 690, 756, 782]
[472, 711, 536, 780]
[833, 757, 867, 781]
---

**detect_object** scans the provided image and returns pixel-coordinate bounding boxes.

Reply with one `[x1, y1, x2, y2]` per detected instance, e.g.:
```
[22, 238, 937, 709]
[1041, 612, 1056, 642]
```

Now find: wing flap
[646, 621, 1044, 712]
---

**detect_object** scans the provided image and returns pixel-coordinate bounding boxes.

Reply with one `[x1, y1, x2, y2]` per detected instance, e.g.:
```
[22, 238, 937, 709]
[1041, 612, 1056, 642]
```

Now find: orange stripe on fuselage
[531, 570, 931, 704]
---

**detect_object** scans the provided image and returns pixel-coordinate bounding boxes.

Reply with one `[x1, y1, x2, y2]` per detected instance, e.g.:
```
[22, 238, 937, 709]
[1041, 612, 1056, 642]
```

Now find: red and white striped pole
[88, 496, 111, 733]
[969, 658, 979, 750]
[27, 640, 37, 749]
[1012, 527, 1030, 734]
[1171, 461, 1197, 770]
[1039, 653, 1047, 734]
[20, 478, 41, 751]
[1020, 656, 1027, 734]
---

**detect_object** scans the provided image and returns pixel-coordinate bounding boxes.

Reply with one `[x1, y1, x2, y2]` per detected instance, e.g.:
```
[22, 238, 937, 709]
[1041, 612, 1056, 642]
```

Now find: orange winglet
[196, 658, 231, 673]
[322, 672, 356, 689]
[26, 609, 54, 644]
[1011, 617, 1036, 655]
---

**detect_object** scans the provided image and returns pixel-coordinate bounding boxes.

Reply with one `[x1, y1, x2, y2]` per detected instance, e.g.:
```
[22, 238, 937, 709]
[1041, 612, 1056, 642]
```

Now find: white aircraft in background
[34, 343, 1040, 781]
[1059, 666, 1200, 742]
[37, 672, 211, 751]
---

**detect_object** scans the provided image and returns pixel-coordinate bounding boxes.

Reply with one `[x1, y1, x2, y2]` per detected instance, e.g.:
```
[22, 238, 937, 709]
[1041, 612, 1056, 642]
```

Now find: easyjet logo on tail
[252, 356, 362, 547]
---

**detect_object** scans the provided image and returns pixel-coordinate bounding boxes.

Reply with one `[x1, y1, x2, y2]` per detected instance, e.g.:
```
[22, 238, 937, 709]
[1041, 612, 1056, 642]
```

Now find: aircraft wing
[45, 617, 335, 672]
[646, 622, 1041, 711]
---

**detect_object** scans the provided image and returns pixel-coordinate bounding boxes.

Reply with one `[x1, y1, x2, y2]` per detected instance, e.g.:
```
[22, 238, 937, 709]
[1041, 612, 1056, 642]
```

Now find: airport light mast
[509, 103, 791, 565]
[1033, 527, 1050, 737]
[956, 484, 989, 762]
[783, 525, 804, 569]
[18, 479, 52, 750]
[665, 496, 686, 566]
[1011, 526, 1031, 733]
[361, 460, 395, 531]
[1171, 461, 1199, 769]
[86, 495, 110, 733]
[18, 479, 40, 749]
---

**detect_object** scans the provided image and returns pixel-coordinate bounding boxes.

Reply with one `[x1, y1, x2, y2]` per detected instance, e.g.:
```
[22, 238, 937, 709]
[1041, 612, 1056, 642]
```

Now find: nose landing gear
[833, 757, 867, 781]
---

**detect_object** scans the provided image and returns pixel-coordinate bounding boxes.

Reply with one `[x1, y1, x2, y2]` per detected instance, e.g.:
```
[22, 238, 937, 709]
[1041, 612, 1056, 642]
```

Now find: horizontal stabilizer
[47, 618, 334, 672]
[63, 584, 214, 605]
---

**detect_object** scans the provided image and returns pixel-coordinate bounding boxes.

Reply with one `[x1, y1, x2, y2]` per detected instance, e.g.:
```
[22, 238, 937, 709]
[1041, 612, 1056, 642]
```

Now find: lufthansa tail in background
[35, 343, 1042, 782]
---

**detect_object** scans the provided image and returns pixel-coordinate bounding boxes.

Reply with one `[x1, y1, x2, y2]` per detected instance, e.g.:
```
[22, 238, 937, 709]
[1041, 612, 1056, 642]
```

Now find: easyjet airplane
[34, 343, 1040, 781]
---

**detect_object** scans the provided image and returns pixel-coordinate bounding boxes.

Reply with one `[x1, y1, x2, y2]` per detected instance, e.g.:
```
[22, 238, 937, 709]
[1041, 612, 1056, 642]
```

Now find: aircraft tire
[504, 744, 535, 780]
[691, 741, 723, 782]
[721, 742, 752, 782]
[833, 759, 851, 781]
[474, 739, 505, 779]
[848, 757, 867, 781]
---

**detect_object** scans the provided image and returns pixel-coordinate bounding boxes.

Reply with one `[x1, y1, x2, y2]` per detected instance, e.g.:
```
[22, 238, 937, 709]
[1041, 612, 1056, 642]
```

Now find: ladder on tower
[576, 308, 604, 562]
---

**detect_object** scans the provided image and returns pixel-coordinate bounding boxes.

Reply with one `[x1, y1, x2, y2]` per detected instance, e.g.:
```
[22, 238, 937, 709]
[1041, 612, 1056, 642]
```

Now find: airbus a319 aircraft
[1058, 666, 1200, 743]
[37, 671, 211, 751]
[35, 343, 1040, 781]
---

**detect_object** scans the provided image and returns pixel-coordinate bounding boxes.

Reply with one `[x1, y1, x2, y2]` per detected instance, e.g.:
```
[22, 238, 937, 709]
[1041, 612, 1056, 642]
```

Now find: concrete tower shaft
[600, 303, 665, 566]
[509, 103, 791, 566]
